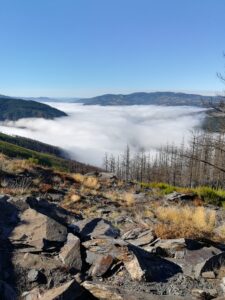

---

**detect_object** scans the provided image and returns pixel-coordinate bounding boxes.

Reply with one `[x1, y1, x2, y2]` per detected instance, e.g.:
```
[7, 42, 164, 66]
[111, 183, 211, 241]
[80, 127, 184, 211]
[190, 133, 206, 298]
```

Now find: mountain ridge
[75, 91, 221, 107]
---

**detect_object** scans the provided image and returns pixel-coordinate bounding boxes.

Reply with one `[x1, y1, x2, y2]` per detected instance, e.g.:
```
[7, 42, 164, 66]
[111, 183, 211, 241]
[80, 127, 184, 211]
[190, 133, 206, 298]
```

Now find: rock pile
[0, 173, 225, 299]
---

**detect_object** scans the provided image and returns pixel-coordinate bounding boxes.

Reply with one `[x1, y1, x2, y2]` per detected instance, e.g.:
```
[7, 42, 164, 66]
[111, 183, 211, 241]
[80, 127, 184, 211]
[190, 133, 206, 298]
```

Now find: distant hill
[0, 97, 67, 121]
[76, 92, 220, 107]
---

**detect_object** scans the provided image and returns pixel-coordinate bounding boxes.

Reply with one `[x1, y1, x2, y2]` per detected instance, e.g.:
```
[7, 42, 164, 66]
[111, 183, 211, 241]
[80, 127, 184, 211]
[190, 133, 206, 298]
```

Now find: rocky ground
[1, 156, 225, 299]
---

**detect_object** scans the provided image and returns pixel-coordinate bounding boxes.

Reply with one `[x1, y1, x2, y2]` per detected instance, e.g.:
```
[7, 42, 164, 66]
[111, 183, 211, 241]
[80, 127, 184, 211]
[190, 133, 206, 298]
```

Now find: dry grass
[72, 173, 85, 183]
[83, 176, 100, 189]
[72, 173, 100, 189]
[123, 192, 135, 206]
[103, 191, 120, 202]
[0, 177, 33, 196]
[154, 206, 216, 239]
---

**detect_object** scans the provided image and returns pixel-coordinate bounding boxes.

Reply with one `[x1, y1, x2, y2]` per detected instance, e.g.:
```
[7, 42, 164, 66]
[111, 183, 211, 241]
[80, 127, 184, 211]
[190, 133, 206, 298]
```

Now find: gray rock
[59, 233, 82, 270]
[82, 281, 194, 300]
[21, 288, 40, 300]
[39, 279, 91, 300]
[165, 192, 194, 201]
[27, 269, 40, 283]
[122, 227, 156, 247]
[83, 237, 182, 282]
[26, 197, 81, 226]
[72, 218, 120, 240]
[195, 251, 225, 278]
[201, 271, 216, 279]
[89, 254, 114, 277]
[10, 208, 67, 250]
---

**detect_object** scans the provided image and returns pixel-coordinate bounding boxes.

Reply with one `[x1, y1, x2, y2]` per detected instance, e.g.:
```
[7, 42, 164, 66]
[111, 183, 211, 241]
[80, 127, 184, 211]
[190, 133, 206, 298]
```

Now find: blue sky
[0, 0, 225, 97]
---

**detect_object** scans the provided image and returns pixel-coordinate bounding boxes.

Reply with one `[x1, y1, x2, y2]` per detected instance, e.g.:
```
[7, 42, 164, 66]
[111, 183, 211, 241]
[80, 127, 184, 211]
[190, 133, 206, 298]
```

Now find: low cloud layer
[0, 103, 206, 166]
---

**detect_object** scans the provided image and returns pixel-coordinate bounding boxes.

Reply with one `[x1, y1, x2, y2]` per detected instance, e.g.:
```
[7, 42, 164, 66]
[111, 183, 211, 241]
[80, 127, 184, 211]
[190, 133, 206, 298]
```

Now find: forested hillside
[0, 97, 67, 121]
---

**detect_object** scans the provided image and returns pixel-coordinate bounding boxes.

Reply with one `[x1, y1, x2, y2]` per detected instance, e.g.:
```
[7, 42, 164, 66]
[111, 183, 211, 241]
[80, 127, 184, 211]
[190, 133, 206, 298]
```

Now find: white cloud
[0, 103, 206, 166]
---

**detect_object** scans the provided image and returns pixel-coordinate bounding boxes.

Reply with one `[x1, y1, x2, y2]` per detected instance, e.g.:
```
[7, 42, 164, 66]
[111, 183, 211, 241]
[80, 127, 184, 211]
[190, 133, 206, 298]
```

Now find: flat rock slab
[10, 208, 67, 250]
[82, 281, 194, 300]
[73, 218, 120, 240]
[13, 252, 61, 271]
[39, 279, 94, 300]
[122, 228, 156, 247]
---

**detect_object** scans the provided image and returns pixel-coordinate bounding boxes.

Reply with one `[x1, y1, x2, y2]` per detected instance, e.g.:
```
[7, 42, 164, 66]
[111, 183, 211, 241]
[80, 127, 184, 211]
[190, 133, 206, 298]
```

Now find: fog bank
[0, 103, 206, 166]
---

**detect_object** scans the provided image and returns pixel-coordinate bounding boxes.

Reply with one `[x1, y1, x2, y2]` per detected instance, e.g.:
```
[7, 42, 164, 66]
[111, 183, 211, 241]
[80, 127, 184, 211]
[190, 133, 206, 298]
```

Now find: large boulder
[59, 233, 82, 271]
[10, 208, 67, 251]
[26, 197, 82, 226]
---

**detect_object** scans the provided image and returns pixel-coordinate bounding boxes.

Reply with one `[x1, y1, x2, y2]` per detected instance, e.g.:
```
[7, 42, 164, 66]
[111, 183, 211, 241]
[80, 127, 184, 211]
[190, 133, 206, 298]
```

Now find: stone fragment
[201, 271, 216, 279]
[21, 288, 40, 300]
[90, 254, 114, 277]
[59, 233, 82, 270]
[27, 269, 41, 283]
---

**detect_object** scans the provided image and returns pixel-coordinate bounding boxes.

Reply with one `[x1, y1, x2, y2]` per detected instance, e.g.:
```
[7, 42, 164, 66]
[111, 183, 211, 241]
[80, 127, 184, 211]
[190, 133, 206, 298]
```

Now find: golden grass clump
[155, 206, 216, 239]
[83, 176, 100, 189]
[72, 173, 85, 183]
[72, 173, 100, 189]
[123, 192, 135, 206]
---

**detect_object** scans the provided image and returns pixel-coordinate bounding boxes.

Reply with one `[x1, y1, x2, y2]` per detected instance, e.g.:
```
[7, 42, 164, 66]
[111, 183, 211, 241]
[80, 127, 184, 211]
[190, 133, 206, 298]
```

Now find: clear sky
[0, 0, 225, 97]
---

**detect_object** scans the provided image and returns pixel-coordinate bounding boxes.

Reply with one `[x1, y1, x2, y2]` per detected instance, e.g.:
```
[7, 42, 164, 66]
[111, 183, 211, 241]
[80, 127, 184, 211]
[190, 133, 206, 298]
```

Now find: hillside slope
[0, 97, 67, 121]
[0, 132, 99, 173]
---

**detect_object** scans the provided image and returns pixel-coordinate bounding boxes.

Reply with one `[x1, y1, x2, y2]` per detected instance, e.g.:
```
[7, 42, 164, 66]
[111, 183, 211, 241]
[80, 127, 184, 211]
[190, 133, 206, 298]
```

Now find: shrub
[194, 186, 225, 206]
[148, 182, 177, 195]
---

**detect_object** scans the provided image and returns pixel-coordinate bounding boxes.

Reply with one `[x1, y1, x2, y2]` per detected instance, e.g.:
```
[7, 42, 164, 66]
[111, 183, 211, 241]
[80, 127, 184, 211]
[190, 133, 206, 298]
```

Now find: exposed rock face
[59, 233, 82, 271]
[10, 208, 67, 251]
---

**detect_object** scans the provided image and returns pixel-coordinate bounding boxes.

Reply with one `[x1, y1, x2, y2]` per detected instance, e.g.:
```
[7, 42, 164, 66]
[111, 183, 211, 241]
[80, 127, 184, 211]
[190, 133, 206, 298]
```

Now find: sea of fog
[0, 103, 206, 166]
